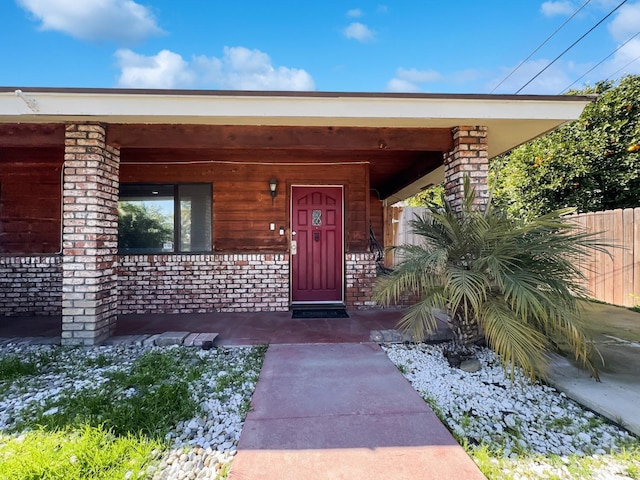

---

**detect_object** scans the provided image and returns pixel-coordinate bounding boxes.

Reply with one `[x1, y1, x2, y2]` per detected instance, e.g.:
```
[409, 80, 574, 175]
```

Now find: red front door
[291, 186, 344, 303]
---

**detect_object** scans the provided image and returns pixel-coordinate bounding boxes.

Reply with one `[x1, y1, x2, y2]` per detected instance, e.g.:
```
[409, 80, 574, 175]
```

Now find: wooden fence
[384, 206, 640, 308]
[570, 208, 640, 308]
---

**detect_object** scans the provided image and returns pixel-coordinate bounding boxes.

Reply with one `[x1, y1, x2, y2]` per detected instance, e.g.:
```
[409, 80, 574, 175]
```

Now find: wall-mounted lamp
[269, 178, 278, 204]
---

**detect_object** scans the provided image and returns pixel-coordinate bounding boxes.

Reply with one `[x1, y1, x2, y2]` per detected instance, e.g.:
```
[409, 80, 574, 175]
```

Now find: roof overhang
[0, 87, 594, 160]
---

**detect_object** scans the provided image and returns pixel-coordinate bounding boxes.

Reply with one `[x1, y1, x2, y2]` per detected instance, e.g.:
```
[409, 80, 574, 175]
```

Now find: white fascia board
[0, 90, 592, 127]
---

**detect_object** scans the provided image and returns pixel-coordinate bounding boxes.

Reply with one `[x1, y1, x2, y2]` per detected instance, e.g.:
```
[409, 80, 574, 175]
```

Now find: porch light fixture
[269, 178, 278, 204]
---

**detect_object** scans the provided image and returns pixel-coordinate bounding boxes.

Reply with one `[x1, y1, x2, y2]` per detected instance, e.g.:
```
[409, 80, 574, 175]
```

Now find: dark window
[118, 184, 212, 253]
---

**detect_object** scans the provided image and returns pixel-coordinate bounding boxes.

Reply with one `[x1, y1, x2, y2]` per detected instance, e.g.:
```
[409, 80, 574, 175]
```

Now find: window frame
[118, 182, 213, 254]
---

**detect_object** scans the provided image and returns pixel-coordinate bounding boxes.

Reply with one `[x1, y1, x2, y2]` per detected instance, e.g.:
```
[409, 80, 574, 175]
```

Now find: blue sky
[2, 0, 640, 94]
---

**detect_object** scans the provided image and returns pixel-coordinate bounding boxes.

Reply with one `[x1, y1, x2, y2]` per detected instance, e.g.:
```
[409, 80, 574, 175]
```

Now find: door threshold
[291, 303, 346, 310]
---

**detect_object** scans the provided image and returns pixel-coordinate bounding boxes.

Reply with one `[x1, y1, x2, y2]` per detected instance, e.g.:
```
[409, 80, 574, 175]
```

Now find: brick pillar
[61, 123, 120, 345]
[443, 126, 489, 211]
[345, 253, 377, 309]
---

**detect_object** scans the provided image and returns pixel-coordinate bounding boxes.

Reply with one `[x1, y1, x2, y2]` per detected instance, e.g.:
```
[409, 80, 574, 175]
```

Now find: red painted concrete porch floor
[1, 309, 413, 345]
[229, 343, 485, 480]
[115, 309, 411, 345]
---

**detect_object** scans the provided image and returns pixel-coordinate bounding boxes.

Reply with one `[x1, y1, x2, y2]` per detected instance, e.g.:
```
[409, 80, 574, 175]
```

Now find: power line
[604, 53, 640, 82]
[560, 30, 640, 93]
[491, 0, 591, 93]
[515, 0, 629, 94]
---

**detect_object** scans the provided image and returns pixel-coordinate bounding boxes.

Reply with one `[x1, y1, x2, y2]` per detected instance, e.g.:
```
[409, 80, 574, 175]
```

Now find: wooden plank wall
[0, 150, 372, 255]
[387, 205, 640, 308]
[369, 190, 384, 249]
[0, 148, 63, 254]
[121, 160, 371, 253]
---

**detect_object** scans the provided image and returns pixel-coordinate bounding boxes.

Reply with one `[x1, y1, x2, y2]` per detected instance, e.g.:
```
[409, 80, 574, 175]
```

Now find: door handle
[291, 240, 297, 255]
[314, 231, 320, 242]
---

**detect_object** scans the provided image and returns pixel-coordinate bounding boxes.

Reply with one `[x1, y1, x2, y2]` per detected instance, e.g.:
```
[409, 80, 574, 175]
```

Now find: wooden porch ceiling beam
[375, 152, 444, 200]
[107, 124, 453, 152]
[0, 124, 65, 147]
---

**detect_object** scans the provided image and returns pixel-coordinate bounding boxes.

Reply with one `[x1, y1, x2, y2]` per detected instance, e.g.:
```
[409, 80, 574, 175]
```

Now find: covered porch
[0, 88, 593, 345]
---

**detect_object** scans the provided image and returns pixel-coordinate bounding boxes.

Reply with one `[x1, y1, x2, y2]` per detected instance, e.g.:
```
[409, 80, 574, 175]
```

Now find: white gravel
[3, 341, 638, 480]
[0, 343, 262, 479]
[384, 343, 639, 479]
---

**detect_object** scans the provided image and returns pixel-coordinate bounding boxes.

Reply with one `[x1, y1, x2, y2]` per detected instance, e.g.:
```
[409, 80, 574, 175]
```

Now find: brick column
[345, 253, 377, 309]
[443, 126, 489, 211]
[62, 123, 120, 345]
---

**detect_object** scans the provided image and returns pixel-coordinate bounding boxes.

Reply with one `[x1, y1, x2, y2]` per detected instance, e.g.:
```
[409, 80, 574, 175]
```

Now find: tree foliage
[405, 184, 445, 208]
[491, 75, 640, 218]
[118, 202, 173, 251]
[374, 177, 608, 381]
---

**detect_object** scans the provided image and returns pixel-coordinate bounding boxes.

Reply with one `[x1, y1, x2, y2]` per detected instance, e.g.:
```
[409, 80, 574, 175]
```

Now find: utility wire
[560, 30, 640, 93]
[515, 0, 629, 94]
[491, 0, 591, 93]
[604, 53, 640, 82]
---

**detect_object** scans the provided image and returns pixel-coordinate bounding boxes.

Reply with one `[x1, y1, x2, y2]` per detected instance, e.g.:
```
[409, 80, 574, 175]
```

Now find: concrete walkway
[229, 343, 485, 480]
[545, 302, 640, 437]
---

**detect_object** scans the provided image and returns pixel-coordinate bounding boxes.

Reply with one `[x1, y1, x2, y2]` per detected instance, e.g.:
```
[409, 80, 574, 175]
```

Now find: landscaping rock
[460, 357, 482, 373]
[155, 331, 190, 346]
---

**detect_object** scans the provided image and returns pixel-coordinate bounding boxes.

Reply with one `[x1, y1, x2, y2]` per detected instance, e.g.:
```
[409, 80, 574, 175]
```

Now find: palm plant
[374, 176, 609, 381]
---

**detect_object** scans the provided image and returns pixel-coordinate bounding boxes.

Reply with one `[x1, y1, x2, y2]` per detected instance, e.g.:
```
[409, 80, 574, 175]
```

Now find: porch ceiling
[0, 87, 594, 201]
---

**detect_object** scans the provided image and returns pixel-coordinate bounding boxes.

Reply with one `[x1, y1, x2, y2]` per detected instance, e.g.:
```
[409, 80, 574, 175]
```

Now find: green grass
[15, 348, 207, 439]
[0, 349, 65, 395]
[0, 425, 162, 480]
[0, 355, 38, 381]
[1, 345, 267, 480]
[396, 364, 408, 374]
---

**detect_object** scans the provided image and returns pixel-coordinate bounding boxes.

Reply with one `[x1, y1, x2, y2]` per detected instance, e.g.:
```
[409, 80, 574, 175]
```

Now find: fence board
[386, 206, 640, 307]
[623, 208, 635, 307]
[609, 209, 627, 305]
[634, 208, 640, 306]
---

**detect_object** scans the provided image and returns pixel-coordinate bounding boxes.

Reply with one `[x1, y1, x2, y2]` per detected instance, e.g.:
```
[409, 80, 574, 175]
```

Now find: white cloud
[386, 78, 421, 93]
[17, 0, 163, 44]
[540, 1, 576, 17]
[581, 3, 640, 81]
[604, 38, 640, 79]
[115, 49, 195, 89]
[377, 5, 388, 13]
[386, 68, 442, 92]
[608, 2, 640, 41]
[116, 46, 316, 91]
[343, 22, 375, 42]
[347, 8, 363, 18]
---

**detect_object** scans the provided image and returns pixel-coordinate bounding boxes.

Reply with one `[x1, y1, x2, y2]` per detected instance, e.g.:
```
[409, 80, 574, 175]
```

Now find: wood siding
[0, 148, 63, 254]
[120, 158, 371, 253]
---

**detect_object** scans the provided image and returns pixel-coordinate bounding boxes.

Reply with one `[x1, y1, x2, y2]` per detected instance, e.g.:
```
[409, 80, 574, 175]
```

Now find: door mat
[291, 308, 350, 319]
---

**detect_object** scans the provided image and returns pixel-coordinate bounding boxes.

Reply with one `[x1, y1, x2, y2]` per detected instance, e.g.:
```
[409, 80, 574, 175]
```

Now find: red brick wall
[444, 126, 489, 210]
[345, 252, 377, 309]
[0, 255, 62, 316]
[1, 252, 383, 317]
[117, 253, 290, 313]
